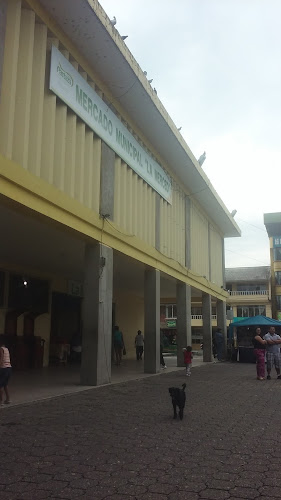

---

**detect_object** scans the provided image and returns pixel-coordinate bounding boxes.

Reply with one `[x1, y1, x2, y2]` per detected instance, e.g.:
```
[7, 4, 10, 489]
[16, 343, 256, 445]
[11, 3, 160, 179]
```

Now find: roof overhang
[37, 0, 240, 238]
[264, 213, 281, 237]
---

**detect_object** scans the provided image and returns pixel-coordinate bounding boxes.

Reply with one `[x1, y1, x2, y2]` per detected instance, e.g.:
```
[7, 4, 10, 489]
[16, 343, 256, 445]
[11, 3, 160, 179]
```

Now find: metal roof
[38, 0, 241, 238]
[225, 266, 270, 283]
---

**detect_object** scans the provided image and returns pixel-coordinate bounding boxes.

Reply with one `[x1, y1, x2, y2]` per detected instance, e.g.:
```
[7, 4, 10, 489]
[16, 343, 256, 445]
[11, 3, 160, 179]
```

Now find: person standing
[135, 330, 144, 360]
[253, 327, 267, 380]
[183, 346, 193, 376]
[0, 337, 12, 405]
[264, 326, 281, 380]
[113, 325, 124, 366]
[160, 330, 167, 369]
[215, 328, 224, 361]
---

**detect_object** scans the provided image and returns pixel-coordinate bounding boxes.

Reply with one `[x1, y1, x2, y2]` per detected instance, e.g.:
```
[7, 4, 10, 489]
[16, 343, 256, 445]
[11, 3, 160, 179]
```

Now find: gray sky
[99, 0, 281, 268]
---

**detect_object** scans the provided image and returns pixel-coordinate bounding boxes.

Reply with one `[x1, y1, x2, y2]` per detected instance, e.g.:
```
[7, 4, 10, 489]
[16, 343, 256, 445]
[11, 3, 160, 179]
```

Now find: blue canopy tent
[229, 316, 281, 363]
[229, 315, 281, 338]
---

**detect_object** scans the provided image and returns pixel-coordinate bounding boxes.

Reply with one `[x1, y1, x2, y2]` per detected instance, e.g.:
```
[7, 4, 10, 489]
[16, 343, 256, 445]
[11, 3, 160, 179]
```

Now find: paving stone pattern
[0, 362, 280, 499]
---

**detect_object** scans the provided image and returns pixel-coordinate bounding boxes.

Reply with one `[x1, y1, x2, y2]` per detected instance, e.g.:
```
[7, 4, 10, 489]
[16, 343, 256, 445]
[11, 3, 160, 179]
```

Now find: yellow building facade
[0, 0, 240, 384]
[264, 213, 281, 321]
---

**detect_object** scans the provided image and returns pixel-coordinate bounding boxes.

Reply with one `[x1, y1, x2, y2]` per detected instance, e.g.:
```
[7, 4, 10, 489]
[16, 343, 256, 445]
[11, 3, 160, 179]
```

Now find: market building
[0, 0, 240, 385]
[264, 213, 281, 320]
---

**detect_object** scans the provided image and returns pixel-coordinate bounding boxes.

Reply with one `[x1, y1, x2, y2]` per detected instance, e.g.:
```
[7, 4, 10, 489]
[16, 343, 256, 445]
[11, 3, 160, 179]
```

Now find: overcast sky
[99, 0, 281, 268]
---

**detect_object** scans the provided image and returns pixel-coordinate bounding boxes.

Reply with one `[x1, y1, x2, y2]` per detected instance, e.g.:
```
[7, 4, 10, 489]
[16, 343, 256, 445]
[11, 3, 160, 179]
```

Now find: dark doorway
[50, 292, 82, 363]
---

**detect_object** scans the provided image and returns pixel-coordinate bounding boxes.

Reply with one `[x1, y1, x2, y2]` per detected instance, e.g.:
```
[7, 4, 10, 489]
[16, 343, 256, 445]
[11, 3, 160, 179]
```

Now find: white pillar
[81, 243, 113, 385]
[202, 293, 212, 362]
[217, 299, 227, 358]
[176, 282, 191, 366]
[144, 269, 160, 373]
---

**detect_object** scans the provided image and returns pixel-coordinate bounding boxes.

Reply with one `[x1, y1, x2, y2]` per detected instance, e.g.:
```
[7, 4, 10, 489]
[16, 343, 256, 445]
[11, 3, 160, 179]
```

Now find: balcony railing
[229, 290, 269, 296]
[191, 315, 217, 320]
[164, 315, 217, 321]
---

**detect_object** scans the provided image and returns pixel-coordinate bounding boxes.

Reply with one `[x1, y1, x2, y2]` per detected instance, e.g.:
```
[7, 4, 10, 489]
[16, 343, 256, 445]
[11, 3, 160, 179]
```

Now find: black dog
[169, 383, 186, 420]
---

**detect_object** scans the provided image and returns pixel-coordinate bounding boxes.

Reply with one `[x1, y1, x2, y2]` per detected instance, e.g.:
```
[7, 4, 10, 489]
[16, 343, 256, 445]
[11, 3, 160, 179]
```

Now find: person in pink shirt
[0, 337, 12, 405]
[183, 345, 193, 377]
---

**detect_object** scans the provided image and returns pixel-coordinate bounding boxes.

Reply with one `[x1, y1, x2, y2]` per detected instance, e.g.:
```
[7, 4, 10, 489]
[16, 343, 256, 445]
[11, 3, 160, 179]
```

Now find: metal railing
[191, 315, 217, 320]
[229, 290, 269, 296]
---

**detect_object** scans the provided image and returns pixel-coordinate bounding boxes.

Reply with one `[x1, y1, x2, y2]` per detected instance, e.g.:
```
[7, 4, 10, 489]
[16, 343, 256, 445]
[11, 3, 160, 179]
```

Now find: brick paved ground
[0, 362, 280, 499]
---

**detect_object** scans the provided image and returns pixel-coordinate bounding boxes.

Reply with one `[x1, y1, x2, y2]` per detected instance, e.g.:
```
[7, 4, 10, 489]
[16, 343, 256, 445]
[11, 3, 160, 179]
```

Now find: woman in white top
[0, 337, 12, 405]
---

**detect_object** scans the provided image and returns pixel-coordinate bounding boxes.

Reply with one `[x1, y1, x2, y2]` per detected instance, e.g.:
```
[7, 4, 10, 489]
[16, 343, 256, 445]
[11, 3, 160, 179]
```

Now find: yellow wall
[114, 290, 144, 359]
[114, 160, 155, 247]
[0, 1, 101, 213]
[190, 202, 209, 277]
[160, 182, 186, 266]
[209, 225, 223, 285]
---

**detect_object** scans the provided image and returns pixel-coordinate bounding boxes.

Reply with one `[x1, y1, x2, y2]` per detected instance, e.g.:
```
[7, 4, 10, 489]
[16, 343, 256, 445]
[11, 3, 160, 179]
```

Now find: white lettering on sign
[50, 46, 172, 203]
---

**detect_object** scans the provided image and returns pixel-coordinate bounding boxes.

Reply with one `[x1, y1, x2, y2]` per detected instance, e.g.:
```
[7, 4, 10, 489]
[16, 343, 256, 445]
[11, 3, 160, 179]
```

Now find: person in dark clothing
[160, 331, 167, 369]
[135, 330, 144, 360]
[113, 325, 124, 366]
[215, 328, 224, 361]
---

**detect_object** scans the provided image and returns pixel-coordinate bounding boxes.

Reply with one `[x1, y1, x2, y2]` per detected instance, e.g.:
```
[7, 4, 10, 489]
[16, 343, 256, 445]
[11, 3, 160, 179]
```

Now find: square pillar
[144, 269, 160, 373]
[176, 282, 191, 366]
[81, 243, 113, 386]
[217, 299, 227, 358]
[202, 293, 213, 362]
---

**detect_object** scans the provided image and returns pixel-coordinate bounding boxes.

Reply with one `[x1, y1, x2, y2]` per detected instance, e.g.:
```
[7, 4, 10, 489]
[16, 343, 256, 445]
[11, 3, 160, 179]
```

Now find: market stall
[229, 315, 281, 362]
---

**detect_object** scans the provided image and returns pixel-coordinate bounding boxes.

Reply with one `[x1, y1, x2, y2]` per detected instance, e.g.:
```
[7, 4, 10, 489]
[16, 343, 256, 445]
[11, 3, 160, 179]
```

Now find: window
[237, 284, 266, 292]
[237, 305, 266, 317]
[276, 296, 281, 310]
[275, 272, 281, 285]
[192, 329, 203, 345]
[191, 307, 202, 315]
[161, 304, 177, 319]
[274, 248, 281, 261]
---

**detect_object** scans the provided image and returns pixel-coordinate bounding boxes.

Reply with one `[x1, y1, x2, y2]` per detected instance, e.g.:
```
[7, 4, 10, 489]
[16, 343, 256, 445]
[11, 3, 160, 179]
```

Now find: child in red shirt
[183, 346, 193, 377]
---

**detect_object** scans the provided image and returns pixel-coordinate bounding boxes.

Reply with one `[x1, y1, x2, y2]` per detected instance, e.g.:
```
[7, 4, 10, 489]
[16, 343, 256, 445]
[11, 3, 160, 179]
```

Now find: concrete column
[176, 282, 191, 366]
[155, 194, 161, 251]
[144, 269, 160, 373]
[185, 196, 191, 268]
[217, 299, 227, 358]
[222, 238, 226, 288]
[81, 243, 113, 386]
[100, 142, 115, 219]
[202, 293, 213, 362]
[0, 0, 7, 100]
[208, 222, 211, 281]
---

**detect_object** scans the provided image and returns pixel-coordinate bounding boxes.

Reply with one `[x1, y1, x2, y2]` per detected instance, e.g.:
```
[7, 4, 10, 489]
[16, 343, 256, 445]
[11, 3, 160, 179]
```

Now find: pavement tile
[213, 473, 239, 482]
[199, 489, 230, 499]
[259, 486, 281, 497]
[135, 495, 169, 500]
[169, 493, 200, 500]
[128, 475, 156, 486]
[148, 483, 175, 495]
[50, 487, 87, 499]
[4, 482, 37, 493]
[230, 487, 260, 498]
[37, 481, 69, 491]
[205, 479, 234, 490]
[17, 490, 51, 499]
[234, 478, 263, 489]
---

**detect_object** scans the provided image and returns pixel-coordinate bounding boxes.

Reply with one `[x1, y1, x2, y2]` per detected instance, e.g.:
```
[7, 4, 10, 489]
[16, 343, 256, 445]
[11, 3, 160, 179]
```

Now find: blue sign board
[273, 236, 281, 248]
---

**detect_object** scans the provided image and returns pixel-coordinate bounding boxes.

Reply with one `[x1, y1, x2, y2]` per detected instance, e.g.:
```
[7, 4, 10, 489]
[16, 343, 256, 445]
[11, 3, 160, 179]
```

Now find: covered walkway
[4, 355, 204, 407]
